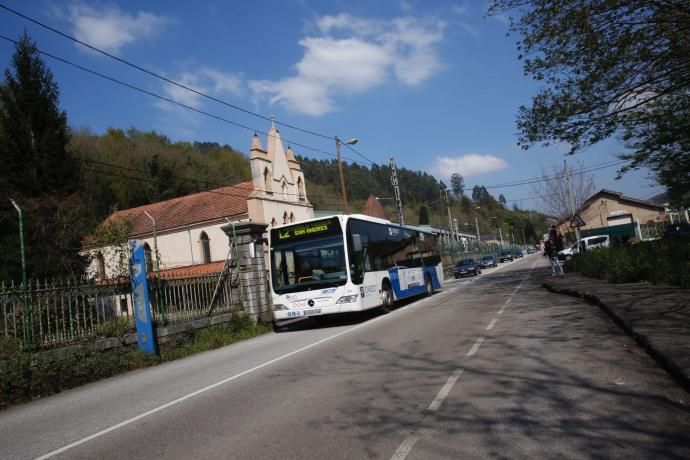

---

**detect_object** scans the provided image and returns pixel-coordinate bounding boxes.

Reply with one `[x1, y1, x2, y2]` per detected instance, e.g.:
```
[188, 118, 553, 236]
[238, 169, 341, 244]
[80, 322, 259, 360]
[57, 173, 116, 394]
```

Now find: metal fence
[0, 267, 242, 350]
[638, 222, 666, 241]
[1, 278, 132, 350]
[152, 270, 240, 324]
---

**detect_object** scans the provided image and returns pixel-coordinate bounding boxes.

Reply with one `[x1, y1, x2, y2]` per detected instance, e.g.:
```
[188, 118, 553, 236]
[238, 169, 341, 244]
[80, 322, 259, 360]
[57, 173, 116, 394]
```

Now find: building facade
[555, 189, 666, 237]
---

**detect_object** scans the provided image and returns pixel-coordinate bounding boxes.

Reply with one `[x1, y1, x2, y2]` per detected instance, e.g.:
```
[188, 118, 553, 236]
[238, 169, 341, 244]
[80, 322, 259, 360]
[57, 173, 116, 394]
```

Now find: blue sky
[0, 0, 663, 210]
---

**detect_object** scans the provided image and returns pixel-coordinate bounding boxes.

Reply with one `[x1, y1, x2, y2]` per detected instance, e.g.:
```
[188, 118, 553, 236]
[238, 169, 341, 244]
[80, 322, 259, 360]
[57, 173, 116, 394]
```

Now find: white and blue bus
[269, 214, 443, 322]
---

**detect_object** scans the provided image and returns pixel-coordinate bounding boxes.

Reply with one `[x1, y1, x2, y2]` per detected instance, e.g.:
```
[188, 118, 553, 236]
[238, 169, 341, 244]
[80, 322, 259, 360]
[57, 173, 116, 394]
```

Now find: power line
[466, 160, 630, 190]
[0, 3, 378, 166]
[0, 34, 370, 166]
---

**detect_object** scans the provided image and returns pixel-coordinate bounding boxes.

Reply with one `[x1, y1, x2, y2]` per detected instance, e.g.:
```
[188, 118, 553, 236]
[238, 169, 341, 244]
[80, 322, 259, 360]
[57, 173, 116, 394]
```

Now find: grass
[0, 314, 271, 410]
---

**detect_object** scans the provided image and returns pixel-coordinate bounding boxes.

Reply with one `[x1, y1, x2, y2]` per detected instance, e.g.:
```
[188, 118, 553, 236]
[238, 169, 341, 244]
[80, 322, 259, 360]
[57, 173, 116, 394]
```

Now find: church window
[297, 177, 305, 201]
[96, 252, 106, 279]
[290, 212, 295, 223]
[282, 181, 288, 200]
[144, 243, 154, 273]
[264, 167, 272, 194]
[283, 211, 288, 224]
[200, 232, 211, 264]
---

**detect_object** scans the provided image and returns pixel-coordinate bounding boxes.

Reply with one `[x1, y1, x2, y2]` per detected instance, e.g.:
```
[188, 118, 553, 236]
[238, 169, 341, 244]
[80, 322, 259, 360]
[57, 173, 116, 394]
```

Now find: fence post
[10, 199, 31, 350]
[221, 221, 270, 322]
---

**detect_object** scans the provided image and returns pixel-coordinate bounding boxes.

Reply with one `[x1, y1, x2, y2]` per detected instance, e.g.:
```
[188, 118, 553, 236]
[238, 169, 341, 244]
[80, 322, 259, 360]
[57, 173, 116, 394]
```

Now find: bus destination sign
[275, 218, 340, 241]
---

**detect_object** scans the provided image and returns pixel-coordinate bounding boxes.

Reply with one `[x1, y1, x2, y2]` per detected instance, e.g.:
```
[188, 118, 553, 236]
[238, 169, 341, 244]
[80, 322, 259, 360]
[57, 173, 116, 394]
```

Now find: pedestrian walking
[546, 238, 564, 275]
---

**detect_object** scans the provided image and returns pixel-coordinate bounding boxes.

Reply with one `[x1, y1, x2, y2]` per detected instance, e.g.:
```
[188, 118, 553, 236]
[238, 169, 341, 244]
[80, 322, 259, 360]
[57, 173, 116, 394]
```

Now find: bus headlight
[274, 304, 288, 311]
[336, 295, 358, 304]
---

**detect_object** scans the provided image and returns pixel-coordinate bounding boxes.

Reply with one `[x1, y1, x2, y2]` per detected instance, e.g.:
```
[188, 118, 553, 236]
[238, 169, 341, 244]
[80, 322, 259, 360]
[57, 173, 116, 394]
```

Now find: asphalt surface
[1, 254, 689, 459]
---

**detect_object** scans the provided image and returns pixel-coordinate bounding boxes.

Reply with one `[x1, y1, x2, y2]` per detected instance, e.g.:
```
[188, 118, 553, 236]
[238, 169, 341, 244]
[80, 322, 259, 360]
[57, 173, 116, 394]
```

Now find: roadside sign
[130, 240, 156, 354]
[570, 214, 585, 228]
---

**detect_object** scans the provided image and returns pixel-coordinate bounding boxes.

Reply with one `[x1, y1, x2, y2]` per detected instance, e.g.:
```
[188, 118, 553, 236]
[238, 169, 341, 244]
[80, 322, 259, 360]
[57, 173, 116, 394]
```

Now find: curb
[542, 280, 690, 394]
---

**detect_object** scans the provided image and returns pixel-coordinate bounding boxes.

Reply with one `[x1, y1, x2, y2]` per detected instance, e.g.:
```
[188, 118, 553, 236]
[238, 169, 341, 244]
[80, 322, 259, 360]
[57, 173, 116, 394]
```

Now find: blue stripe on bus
[388, 266, 442, 300]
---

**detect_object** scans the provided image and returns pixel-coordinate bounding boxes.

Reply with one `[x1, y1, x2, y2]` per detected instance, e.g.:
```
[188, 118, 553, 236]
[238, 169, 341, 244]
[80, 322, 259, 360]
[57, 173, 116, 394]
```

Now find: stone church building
[89, 123, 314, 279]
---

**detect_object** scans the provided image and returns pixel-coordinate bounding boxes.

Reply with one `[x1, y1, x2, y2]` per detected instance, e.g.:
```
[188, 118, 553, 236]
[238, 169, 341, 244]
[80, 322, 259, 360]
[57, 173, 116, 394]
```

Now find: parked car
[454, 259, 481, 278]
[479, 255, 497, 268]
[499, 250, 513, 263]
[513, 250, 524, 258]
[558, 235, 610, 261]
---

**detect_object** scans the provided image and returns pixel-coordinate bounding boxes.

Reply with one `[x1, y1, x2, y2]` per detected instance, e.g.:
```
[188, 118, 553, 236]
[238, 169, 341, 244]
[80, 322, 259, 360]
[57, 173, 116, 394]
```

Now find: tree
[489, 1, 690, 206]
[532, 161, 595, 221]
[450, 173, 465, 197]
[0, 33, 85, 280]
[499, 194, 507, 207]
[0, 32, 74, 195]
[418, 205, 429, 225]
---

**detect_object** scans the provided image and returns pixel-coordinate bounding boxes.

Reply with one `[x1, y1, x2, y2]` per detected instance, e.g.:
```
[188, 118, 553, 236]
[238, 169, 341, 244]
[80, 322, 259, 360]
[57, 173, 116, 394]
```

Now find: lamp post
[335, 136, 357, 214]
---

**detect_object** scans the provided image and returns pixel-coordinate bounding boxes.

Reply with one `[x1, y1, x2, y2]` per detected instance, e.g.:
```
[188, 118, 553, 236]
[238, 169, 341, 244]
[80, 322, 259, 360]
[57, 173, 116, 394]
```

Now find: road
[1, 254, 689, 459]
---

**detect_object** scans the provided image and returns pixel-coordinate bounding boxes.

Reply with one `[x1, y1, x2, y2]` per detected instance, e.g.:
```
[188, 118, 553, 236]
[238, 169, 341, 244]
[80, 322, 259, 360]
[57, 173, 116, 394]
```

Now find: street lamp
[335, 136, 357, 214]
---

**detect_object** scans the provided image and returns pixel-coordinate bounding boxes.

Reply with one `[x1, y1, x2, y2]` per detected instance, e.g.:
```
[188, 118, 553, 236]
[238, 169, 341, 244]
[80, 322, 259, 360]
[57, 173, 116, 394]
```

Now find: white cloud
[157, 67, 243, 112]
[433, 154, 508, 179]
[65, 3, 173, 54]
[250, 13, 445, 116]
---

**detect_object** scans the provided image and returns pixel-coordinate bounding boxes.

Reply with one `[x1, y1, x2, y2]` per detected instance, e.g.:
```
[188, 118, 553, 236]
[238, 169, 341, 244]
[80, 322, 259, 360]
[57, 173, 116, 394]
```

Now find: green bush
[566, 236, 690, 287]
[0, 314, 270, 410]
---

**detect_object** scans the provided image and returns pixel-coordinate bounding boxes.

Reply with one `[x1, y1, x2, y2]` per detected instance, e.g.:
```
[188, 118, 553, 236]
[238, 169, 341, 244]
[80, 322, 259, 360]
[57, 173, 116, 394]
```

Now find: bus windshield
[270, 232, 348, 294]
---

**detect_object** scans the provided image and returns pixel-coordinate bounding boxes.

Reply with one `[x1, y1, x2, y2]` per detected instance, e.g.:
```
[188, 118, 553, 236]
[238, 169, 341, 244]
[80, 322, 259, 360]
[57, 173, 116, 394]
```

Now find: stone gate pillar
[221, 221, 271, 323]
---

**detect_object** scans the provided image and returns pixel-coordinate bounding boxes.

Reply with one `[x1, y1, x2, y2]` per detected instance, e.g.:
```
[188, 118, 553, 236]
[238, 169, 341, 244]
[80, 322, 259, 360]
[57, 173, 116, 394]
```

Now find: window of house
[200, 231, 211, 263]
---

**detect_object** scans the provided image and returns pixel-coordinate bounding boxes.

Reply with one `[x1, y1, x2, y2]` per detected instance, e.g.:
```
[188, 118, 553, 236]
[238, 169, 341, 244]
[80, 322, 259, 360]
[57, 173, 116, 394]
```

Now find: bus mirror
[352, 234, 362, 252]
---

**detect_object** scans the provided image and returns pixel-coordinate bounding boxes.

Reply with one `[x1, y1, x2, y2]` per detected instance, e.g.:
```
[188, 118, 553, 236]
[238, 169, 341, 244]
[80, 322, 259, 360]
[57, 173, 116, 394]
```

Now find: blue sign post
[130, 240, 156, 354]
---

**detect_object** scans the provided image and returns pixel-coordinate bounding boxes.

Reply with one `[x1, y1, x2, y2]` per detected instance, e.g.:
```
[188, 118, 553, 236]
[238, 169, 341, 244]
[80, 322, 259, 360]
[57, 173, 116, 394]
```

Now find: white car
[558, 235, 610, 261]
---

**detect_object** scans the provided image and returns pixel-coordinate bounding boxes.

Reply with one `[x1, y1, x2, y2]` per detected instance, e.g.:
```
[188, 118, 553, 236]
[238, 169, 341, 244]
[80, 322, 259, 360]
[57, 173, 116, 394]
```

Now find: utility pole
[564, 159, 581, 243]
[475, 216, 481, 242]
[335, 136, 349, 214]
[442, 189, 453, 240]
[390, 156, 404, 226]
[442, 189, 454, 261]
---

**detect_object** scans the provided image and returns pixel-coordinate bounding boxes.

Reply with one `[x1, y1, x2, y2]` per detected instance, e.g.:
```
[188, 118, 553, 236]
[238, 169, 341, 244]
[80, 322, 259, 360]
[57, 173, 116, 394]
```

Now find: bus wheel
[381, 283, 394, 313]
[425, 276, 433, 296]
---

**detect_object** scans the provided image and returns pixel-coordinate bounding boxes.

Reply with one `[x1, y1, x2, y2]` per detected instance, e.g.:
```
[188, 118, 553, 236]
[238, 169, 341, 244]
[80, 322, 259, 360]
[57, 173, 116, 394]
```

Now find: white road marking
[467, 337, 485, 356]
[486, 318, 497, 330]
[36, 313, 391, 460]
[391, 435, 420, 460]
[428, 369, 464, 411]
